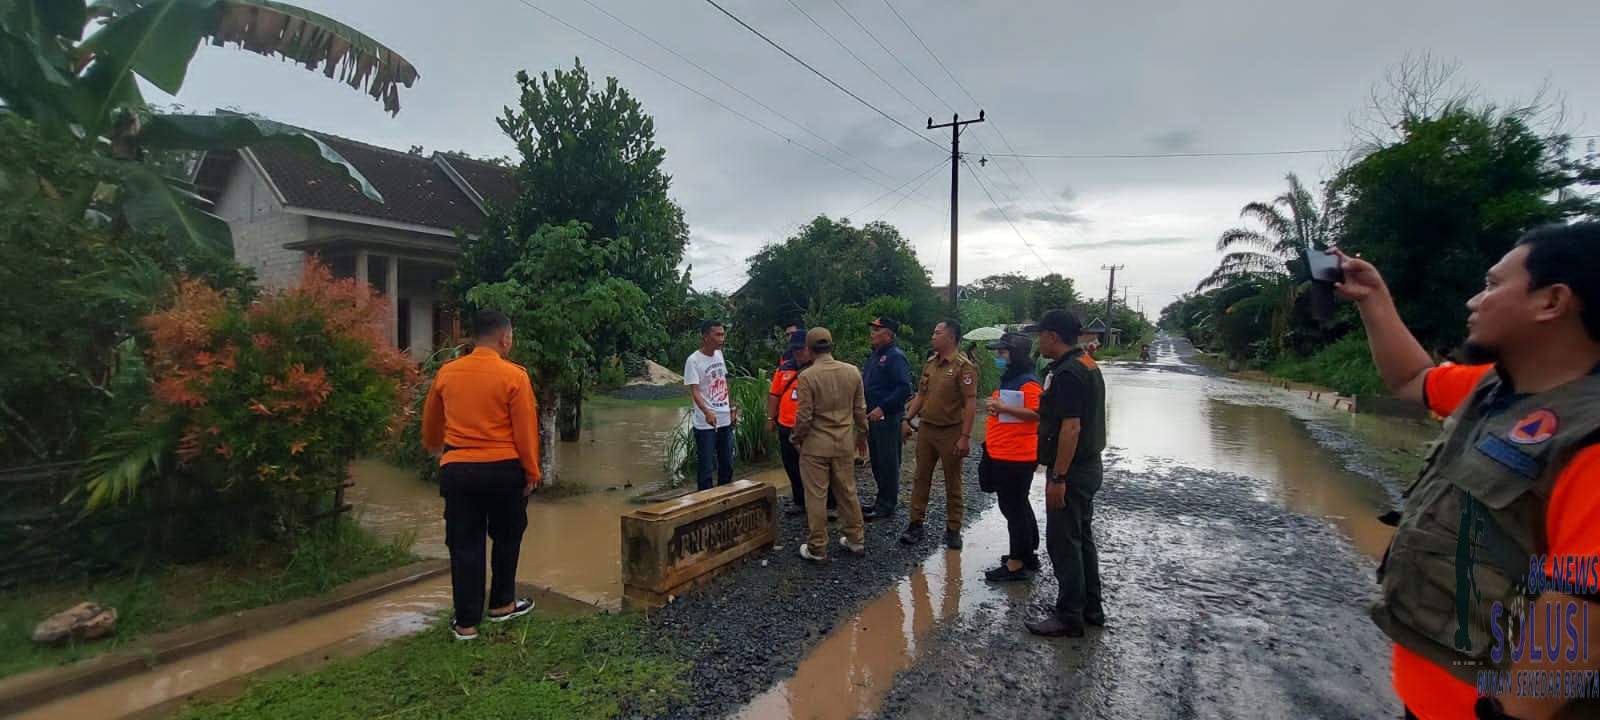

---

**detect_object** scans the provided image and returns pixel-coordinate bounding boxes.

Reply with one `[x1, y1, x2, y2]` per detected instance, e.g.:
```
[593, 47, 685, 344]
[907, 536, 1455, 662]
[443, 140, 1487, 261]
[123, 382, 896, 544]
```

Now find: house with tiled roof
[195, 127, 516, 361]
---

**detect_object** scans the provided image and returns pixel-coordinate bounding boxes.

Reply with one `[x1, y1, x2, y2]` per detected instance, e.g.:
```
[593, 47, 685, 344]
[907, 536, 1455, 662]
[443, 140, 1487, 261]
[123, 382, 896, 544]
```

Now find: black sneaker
[863, 507, 894, 521]
[1025, 615, 1085, 638]
[1001, 554, 1042, 572]
[944, 529, 963, 550]
[785, 502, 806, 516]
[899, 523, 925, 545]
[984, 564, 1028, 582]
[1084, 607, 1107, 626]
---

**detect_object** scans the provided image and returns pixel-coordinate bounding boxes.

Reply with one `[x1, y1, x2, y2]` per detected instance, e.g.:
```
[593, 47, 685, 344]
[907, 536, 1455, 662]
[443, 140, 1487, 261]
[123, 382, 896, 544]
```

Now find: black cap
[985, 332, 1032, 351]
[1024, 310, 1082, 340]
[786, 329, 808, 350]
[868, 317, 900, 333]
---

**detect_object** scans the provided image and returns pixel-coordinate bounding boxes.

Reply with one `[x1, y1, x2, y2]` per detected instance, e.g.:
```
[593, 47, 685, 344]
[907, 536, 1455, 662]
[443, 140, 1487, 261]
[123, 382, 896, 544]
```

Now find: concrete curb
[0, 558, 449, 715]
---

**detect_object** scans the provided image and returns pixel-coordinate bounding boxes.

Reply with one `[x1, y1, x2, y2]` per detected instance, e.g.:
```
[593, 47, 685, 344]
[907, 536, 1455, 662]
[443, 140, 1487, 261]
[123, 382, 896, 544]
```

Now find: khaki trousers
[799, 454, 865, 558]
[909, 423, 964, 531]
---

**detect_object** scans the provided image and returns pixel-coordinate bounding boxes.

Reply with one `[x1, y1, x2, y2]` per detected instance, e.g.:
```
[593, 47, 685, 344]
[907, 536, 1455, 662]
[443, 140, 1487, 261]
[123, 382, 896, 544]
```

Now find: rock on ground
[32, 601, 118, 645]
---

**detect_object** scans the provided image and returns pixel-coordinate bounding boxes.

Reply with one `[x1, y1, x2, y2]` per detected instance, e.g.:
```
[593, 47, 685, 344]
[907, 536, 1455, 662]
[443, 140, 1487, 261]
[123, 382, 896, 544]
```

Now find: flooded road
[742, 337, 1434, 720]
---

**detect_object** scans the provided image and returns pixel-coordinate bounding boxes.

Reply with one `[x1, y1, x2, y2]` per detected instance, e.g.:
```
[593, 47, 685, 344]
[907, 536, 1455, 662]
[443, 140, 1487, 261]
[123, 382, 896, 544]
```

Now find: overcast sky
[152, 0, 1600, 316]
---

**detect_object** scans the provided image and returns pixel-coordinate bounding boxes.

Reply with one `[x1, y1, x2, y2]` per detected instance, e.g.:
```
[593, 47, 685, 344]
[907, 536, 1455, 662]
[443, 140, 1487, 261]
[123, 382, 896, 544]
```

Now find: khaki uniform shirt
[916, 352, 977, 427]
[791, 355, 868, 458]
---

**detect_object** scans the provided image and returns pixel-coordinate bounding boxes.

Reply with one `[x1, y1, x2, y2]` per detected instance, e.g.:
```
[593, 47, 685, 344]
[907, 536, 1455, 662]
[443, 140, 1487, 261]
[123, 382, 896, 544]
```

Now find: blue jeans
[866, 413, 903, 513]
[694, 426, 735, 491]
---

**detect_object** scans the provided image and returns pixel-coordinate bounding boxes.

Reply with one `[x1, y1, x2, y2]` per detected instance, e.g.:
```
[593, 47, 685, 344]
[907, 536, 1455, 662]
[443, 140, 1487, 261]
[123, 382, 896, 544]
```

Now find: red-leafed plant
[83, 261, 416, 530]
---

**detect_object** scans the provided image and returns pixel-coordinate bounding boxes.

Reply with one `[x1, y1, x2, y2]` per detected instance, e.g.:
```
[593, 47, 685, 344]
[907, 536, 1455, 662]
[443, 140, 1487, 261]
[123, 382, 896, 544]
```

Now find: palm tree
[1196, 173, 1332, 356]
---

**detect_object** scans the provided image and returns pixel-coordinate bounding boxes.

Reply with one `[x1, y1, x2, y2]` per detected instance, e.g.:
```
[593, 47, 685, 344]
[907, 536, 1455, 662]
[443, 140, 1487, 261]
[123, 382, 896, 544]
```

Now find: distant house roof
[196, 117, 517, 236]
[1084, 317, 1120, 334]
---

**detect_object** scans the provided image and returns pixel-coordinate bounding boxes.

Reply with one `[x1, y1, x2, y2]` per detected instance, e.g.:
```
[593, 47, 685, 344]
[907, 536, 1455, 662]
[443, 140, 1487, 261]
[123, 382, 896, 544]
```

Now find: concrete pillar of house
[386, 254, 399, 346]
[355, 249, 369, 288]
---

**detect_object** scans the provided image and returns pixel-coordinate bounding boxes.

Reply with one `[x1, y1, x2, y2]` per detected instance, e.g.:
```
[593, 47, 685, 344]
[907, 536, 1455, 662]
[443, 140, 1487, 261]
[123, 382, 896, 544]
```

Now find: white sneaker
[487, 598, 534, 623]
[838, 537, 866, 555]
[798, 544, 826, 562]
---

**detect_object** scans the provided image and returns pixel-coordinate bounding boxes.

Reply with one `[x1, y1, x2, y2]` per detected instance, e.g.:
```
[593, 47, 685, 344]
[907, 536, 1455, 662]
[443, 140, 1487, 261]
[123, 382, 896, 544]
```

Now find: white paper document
[997, 389, 1025, 424]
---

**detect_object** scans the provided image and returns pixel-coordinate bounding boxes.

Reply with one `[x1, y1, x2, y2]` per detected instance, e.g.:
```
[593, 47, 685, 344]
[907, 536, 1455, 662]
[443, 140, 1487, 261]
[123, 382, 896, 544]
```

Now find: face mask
[994, 357, 1009, 370]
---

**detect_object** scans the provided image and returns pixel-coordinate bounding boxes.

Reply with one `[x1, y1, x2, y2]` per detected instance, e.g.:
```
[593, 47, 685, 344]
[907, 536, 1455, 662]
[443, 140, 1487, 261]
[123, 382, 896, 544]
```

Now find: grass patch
[177, 612, 687, 720]
[585, 393, 690, 410]
[0, 519, 414, 679]
[1265, 334, 1386, 397]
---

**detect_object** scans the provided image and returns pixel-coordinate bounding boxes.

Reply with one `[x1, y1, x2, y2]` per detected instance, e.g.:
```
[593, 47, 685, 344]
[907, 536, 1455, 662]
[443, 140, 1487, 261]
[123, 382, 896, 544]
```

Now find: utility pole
[929, 111, 985, 312]
[1101, 264, 1124, 322]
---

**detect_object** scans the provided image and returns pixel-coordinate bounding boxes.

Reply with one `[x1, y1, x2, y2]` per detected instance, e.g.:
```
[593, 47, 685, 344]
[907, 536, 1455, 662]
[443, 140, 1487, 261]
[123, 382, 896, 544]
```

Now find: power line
[843, 155, 948, 220]
[990, 148, 1346, 159]
[509, 0, 932, 208]
[961, 157, 1053, 273]
[874, 156, 946, 221]
[830, 0, 956, 116]
[879, 0, 981, 110]
[700, 0, 945, 153]
[783, 0, 933, 121]
[574, 0, 898, 186]
[872, 0, 1076, 243]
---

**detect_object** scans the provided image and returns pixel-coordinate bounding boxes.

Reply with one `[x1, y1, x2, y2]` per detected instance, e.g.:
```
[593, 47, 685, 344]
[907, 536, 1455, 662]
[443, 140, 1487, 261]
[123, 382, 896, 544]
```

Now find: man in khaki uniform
[900, 319, 978, 549]
[790, 328, 869, 561]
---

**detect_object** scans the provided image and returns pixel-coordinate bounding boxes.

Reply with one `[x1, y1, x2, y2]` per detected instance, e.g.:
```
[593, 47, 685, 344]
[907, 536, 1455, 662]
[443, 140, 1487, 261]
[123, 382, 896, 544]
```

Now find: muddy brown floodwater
[737, 337, 1436, 720]
[20, 400, 787, 720]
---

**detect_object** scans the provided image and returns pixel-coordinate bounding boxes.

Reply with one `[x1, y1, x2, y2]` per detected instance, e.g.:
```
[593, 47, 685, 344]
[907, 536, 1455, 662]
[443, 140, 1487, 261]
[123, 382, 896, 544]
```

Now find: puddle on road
[738, 339, 1438, 719]
[738, 504, 1025, 720]
[24, 400, 786, 720]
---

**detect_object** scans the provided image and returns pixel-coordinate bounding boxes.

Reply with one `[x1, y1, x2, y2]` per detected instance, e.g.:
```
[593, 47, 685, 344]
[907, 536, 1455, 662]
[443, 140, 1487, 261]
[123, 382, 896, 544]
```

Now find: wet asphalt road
[653, 338, 1412, 719]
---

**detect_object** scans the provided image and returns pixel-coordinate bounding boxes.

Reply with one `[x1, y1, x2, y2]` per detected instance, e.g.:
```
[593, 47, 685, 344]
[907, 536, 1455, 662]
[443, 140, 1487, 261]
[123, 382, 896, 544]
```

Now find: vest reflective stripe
[1371, 371, 1600, 685]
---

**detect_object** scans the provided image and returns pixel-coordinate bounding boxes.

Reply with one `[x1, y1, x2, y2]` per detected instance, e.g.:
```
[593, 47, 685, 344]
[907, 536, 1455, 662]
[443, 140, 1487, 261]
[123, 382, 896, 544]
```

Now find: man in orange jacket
[1337, 223, 1600, 719]
[422, 310, 541, 641]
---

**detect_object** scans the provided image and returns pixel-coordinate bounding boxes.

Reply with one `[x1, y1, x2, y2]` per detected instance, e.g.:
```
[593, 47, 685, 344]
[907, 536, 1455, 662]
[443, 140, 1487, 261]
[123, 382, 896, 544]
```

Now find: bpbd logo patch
[1509, 409, 1558, 445]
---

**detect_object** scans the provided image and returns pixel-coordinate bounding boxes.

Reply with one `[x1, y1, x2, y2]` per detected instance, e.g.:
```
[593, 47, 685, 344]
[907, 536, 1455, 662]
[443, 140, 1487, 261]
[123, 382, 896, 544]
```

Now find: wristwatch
[1047, 471, 1068, 485]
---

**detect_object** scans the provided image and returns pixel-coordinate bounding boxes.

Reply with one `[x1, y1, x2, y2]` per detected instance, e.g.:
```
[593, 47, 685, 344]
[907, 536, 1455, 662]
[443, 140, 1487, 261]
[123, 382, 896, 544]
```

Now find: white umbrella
[963, 325, 1005, 342]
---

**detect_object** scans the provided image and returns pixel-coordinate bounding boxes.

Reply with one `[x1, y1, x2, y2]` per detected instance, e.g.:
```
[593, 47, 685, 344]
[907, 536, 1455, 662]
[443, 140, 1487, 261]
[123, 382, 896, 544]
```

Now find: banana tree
[0, 0, 419, 253]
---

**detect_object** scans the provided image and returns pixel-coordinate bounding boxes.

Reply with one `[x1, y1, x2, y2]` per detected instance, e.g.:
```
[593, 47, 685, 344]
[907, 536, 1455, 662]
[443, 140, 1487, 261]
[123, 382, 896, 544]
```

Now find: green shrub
[597, 356, 628, 391]
[1268, 333, 1386, 397]
[82, 263, 418, 531]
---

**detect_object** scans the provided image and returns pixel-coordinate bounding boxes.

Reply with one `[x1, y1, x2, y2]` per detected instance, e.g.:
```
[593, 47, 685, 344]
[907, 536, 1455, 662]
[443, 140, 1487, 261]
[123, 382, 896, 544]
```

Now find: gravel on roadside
[650, 455, 994, 720]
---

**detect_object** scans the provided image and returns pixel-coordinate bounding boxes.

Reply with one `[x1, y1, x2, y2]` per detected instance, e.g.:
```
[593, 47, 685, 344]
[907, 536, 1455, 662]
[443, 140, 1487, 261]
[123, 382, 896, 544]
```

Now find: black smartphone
[1306, 248, 1343, 284]
[1306, 247, 1342, 325]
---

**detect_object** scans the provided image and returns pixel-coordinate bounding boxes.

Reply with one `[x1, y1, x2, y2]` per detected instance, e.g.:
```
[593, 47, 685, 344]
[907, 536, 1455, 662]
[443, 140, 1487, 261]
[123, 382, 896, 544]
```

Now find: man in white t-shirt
[684, 320, 738, 490]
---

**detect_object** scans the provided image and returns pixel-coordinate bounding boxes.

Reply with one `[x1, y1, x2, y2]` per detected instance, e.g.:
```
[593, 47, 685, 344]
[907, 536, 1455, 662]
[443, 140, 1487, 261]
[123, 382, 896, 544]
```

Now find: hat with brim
[787, 329, 808, 350]
[806, 327, 833, 351]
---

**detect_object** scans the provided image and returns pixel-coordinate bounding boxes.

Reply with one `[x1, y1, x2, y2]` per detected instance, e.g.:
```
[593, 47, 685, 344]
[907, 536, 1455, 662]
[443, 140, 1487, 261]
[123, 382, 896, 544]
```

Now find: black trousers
[866, 414, 903, 513]
[1045, 459, 1103, 619]
[987, 456, 1039, 562]
[440, 460, 528, 629]
[778, 425, 834, 509]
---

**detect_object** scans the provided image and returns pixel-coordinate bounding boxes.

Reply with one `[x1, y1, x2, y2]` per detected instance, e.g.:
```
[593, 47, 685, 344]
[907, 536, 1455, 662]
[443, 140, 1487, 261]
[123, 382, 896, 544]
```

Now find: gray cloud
[150, 0, 1600, 300]
[1149, 129, 1198, 152]
[1057, 236, 1194, 251]
[977, 205, 1089, 226]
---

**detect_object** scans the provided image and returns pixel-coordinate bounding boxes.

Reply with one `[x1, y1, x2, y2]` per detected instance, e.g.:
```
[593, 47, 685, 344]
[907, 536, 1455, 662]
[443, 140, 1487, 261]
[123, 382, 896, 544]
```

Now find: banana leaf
[142, 112, 383, 202]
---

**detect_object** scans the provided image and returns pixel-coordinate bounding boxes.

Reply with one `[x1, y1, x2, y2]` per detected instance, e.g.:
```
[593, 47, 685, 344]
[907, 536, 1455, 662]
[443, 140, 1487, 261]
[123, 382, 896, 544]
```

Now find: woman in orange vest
[981, 332, 1044, 583]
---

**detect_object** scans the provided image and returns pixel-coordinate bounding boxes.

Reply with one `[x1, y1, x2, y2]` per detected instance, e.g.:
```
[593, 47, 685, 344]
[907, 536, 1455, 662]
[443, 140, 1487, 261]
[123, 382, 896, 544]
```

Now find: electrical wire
[509, 0, 932, 207]
[573, 0, 899, 185]
[700, 0, 946, 153]
[783, 0, 933, 122]
[843, 155, 948, 220]
[873, 155, 947, 222]
[961, 157, 1053, 273]
[989, 148, 1346, 159]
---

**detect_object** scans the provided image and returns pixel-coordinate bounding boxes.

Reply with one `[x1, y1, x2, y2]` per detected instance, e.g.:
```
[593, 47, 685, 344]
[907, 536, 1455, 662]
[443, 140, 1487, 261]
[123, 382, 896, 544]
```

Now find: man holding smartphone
[1024, 309, 1108, 638]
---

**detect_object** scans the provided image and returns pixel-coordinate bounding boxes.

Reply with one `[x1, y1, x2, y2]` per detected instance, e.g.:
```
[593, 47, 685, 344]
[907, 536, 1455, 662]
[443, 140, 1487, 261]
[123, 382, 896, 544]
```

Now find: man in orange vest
[1337, 223, 1600, 719]
[421, 310, 540, 641]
